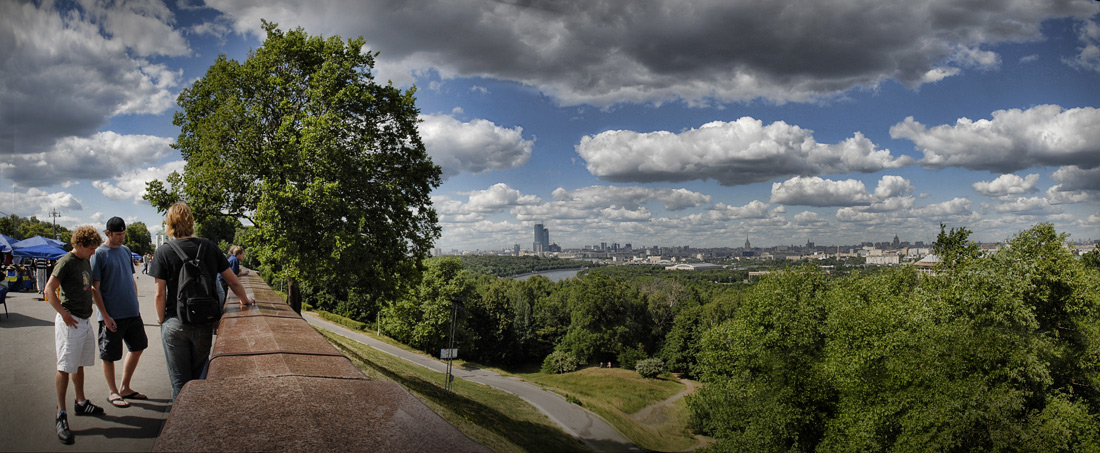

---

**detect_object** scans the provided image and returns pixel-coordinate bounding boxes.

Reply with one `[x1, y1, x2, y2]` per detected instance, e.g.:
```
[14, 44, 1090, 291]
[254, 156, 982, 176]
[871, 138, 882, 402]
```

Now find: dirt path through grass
[629, 377, 697, 422]
[629, 377, 714, 450]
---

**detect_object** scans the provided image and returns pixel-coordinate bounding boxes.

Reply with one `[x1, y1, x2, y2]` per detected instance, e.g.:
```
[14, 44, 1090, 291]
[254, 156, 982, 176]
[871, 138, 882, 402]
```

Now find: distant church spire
[744, 237, 751, 249]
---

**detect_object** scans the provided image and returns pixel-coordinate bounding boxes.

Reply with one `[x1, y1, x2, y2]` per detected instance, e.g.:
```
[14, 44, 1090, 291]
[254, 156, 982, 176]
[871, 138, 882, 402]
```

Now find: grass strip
[317, 327, 589, 453]
[518, 368, 701, 452]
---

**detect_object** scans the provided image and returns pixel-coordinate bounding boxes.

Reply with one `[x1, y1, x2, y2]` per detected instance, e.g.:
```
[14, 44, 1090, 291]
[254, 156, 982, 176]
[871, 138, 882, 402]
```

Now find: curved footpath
[302, 313, 641, 452]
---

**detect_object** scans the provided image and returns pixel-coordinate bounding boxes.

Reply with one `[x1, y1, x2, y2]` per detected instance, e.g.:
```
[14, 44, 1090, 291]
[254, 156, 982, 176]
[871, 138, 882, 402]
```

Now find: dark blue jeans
[160, 317, 213, 401]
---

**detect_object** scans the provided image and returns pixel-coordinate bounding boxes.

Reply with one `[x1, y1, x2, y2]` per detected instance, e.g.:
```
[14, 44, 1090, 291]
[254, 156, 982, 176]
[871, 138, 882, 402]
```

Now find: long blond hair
[165, 202, 195, 239]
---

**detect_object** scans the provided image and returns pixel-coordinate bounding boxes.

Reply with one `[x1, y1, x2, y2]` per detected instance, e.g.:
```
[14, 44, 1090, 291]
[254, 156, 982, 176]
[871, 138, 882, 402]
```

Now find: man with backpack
[149, 203, 253, 400]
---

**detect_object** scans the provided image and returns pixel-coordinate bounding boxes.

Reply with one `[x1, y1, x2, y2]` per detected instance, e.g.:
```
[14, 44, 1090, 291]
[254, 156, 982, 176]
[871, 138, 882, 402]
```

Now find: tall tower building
[533, 223, 550, 253]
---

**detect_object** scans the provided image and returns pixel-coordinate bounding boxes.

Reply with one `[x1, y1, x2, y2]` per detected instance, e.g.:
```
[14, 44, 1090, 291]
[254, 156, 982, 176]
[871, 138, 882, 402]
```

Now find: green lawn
[317, 328, 588, 453]
[517, 367, 703, 452]
[310, 309, 707, 452]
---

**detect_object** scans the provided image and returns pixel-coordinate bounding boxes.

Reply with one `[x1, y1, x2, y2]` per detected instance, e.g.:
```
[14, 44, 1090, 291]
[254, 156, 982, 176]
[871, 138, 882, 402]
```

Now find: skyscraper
[533, 223, 549, 253]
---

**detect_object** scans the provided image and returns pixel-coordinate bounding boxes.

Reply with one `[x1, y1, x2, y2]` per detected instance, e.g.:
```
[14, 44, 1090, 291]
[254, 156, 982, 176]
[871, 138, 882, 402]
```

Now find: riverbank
[510, 267, 586, 282]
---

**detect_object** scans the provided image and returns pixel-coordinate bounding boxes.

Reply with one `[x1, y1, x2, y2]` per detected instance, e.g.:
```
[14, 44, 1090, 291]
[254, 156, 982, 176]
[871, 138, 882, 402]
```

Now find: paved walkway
[303, 313, 641, 452]
[0, 267, 173, 451]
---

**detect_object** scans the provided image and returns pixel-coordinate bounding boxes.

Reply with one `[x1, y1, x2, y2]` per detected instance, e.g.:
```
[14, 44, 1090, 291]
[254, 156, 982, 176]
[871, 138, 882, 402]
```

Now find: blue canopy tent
[12, 235, 65, 249]
[0, 235, 12, 253]
[132, 252, 141, 260]
[12, 244, 67, 260]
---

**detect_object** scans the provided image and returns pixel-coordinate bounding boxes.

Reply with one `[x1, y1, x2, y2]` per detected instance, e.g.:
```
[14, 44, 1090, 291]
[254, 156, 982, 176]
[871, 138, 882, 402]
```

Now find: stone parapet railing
[154, 272, 488, 452]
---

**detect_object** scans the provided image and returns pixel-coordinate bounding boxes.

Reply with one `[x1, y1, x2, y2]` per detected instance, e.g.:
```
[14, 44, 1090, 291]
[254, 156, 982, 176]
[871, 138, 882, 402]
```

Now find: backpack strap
[166, 240, 189, 262]
[166, 239, 204, 263]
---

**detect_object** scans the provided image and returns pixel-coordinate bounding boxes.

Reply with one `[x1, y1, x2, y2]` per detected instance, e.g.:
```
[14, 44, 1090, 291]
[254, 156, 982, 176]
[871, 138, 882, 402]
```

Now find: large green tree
[124, 221, 154, 256]
[145, 22, 441, 314]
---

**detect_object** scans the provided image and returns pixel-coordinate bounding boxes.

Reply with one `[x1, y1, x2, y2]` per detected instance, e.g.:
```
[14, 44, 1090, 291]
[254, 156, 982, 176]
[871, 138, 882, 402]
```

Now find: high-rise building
[533, 223, 550, 253]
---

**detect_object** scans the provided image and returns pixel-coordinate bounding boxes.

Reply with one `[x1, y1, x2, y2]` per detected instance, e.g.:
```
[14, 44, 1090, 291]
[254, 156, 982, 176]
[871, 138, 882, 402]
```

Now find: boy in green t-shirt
[44, 226, 108, 444]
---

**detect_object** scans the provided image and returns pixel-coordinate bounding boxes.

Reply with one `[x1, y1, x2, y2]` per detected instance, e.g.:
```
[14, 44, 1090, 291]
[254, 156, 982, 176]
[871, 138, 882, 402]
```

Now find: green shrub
[617, 345, 647, 370]
[541, 350, 579, 374]
[635, 358, 665, 379]
[316, 310, 367, 331]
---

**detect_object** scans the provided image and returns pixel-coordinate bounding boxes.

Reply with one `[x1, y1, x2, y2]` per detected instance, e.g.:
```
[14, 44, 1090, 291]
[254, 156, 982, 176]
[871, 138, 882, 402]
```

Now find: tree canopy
[0, 214, 70, 243]
[124, 221, 154, 256]
[145, 21, 441, 313]
[688, 224, 1100, 451]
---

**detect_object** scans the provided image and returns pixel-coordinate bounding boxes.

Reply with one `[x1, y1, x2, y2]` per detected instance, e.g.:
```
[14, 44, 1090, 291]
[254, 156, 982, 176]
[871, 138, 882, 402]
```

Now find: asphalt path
[303, 312, 642, 452]
[0, 265, 174, 451]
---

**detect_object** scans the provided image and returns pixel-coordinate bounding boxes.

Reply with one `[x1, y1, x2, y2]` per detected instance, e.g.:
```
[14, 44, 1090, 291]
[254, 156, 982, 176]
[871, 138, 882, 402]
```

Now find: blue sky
[2, 0, 1099, 251]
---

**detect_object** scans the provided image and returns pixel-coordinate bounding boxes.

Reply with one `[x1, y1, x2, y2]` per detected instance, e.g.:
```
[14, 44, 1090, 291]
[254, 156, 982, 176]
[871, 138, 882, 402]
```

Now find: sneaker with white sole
[74, 399, 104, 416]
[56, 412, 73, 444]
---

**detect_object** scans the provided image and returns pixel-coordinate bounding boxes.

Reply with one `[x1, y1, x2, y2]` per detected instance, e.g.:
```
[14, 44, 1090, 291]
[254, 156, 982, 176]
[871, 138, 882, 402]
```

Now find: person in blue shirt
[91, 217, 149, 408]
[216, 245, 246, 306]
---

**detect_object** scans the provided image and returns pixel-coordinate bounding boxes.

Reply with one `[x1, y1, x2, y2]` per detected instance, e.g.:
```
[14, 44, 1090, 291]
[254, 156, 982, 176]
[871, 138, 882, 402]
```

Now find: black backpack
[166, 240, 221, 325]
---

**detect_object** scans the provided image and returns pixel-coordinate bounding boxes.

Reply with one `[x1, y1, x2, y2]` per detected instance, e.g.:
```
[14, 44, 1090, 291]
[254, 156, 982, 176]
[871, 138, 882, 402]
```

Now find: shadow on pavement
[0, 312, 55, 328]
[75, 414, 166, 440]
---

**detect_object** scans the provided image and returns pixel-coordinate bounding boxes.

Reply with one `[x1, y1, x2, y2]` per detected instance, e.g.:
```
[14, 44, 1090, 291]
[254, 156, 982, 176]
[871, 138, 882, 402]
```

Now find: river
[511, 268, 584, 282]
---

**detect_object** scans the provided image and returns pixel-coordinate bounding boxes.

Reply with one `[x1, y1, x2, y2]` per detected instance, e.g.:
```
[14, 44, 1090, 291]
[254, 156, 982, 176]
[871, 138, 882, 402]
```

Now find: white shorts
[55, 314, 96, 374]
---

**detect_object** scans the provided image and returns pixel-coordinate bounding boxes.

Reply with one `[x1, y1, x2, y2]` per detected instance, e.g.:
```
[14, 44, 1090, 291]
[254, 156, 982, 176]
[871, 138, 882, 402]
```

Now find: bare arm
[154, 278, 167, 324]
[220, 268, 252, 306]
[91, 280, 115, 331]
[44, 275, 77, 328]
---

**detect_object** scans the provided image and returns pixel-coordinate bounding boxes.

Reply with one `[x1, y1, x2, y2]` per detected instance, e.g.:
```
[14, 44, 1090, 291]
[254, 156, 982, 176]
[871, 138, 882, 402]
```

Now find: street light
[444, 296, 464, 392]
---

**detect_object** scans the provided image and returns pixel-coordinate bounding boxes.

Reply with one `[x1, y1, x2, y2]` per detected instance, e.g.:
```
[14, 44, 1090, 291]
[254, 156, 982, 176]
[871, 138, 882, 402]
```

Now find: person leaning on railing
[148, 202, 253, 400]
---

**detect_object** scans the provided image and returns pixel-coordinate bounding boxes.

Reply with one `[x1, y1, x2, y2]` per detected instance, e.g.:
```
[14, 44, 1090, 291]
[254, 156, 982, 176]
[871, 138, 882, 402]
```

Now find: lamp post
[444, 296, 464, 392]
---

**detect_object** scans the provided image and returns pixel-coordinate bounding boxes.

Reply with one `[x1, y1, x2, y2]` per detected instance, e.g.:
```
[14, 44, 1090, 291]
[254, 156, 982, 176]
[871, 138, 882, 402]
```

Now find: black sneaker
[56, 412, 73, 444]
[74, 399, 104, 416]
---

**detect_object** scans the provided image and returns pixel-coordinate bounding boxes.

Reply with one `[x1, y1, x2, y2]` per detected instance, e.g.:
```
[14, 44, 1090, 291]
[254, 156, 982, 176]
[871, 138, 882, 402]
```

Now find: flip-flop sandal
[108, 394, 130, 408]
[120, 391, 148, 400]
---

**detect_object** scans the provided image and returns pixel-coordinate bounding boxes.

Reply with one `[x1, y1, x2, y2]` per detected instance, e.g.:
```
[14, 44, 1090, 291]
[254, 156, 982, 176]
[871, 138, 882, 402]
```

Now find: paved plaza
[0, 266, 173, 451]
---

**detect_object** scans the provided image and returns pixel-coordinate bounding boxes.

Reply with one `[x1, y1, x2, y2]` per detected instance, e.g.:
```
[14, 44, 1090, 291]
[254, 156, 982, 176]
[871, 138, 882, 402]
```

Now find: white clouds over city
[577, 118, 913, 186]
[2, 0, 1097, 249]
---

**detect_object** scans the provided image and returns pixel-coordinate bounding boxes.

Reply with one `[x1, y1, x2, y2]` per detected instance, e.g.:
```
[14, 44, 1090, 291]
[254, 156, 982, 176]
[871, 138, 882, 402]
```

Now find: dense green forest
[353, 223, 1100, 450]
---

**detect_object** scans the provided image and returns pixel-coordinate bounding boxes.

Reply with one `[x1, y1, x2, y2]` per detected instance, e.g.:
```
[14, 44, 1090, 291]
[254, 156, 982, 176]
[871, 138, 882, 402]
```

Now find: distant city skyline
[2, 1, 1098, 251]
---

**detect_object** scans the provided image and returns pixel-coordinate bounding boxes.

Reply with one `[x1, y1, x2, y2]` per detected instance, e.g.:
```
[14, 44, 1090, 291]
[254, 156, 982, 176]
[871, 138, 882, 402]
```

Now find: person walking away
[91, 217, 149, 408]
[44, 226, 108, 444]
[149, 202, 253, 400]
[36, 258, 50, 296]
[216, 245, 246, 306]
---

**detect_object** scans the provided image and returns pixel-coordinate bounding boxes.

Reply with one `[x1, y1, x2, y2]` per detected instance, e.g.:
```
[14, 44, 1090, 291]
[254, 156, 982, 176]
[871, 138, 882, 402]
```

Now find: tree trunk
[287, 276, 301, 314]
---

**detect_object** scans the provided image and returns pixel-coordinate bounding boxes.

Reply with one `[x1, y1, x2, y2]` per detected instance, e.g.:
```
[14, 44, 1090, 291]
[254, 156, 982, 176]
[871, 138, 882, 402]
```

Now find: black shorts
[98, 316, 149, 361]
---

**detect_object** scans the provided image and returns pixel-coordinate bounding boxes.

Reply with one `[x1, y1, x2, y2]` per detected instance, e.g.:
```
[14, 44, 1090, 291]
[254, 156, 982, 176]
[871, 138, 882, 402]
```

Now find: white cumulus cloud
[419, 114, 534, 178]
[578, 118, 912, 186]
[2, 132, 175, 188]
[891, 105, 1100, 172]
[92, 160, 186, 203]
[770, 176, 871, 207]
[972, 173, 1040, 197]
[0, 187, 84, 218]
[0, 1, 186, 158]
[551, 186, 711, 211]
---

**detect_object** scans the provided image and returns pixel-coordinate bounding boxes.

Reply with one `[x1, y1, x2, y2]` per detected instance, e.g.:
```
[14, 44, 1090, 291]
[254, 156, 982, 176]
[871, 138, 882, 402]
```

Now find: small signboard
[440, 348, 458, 360]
